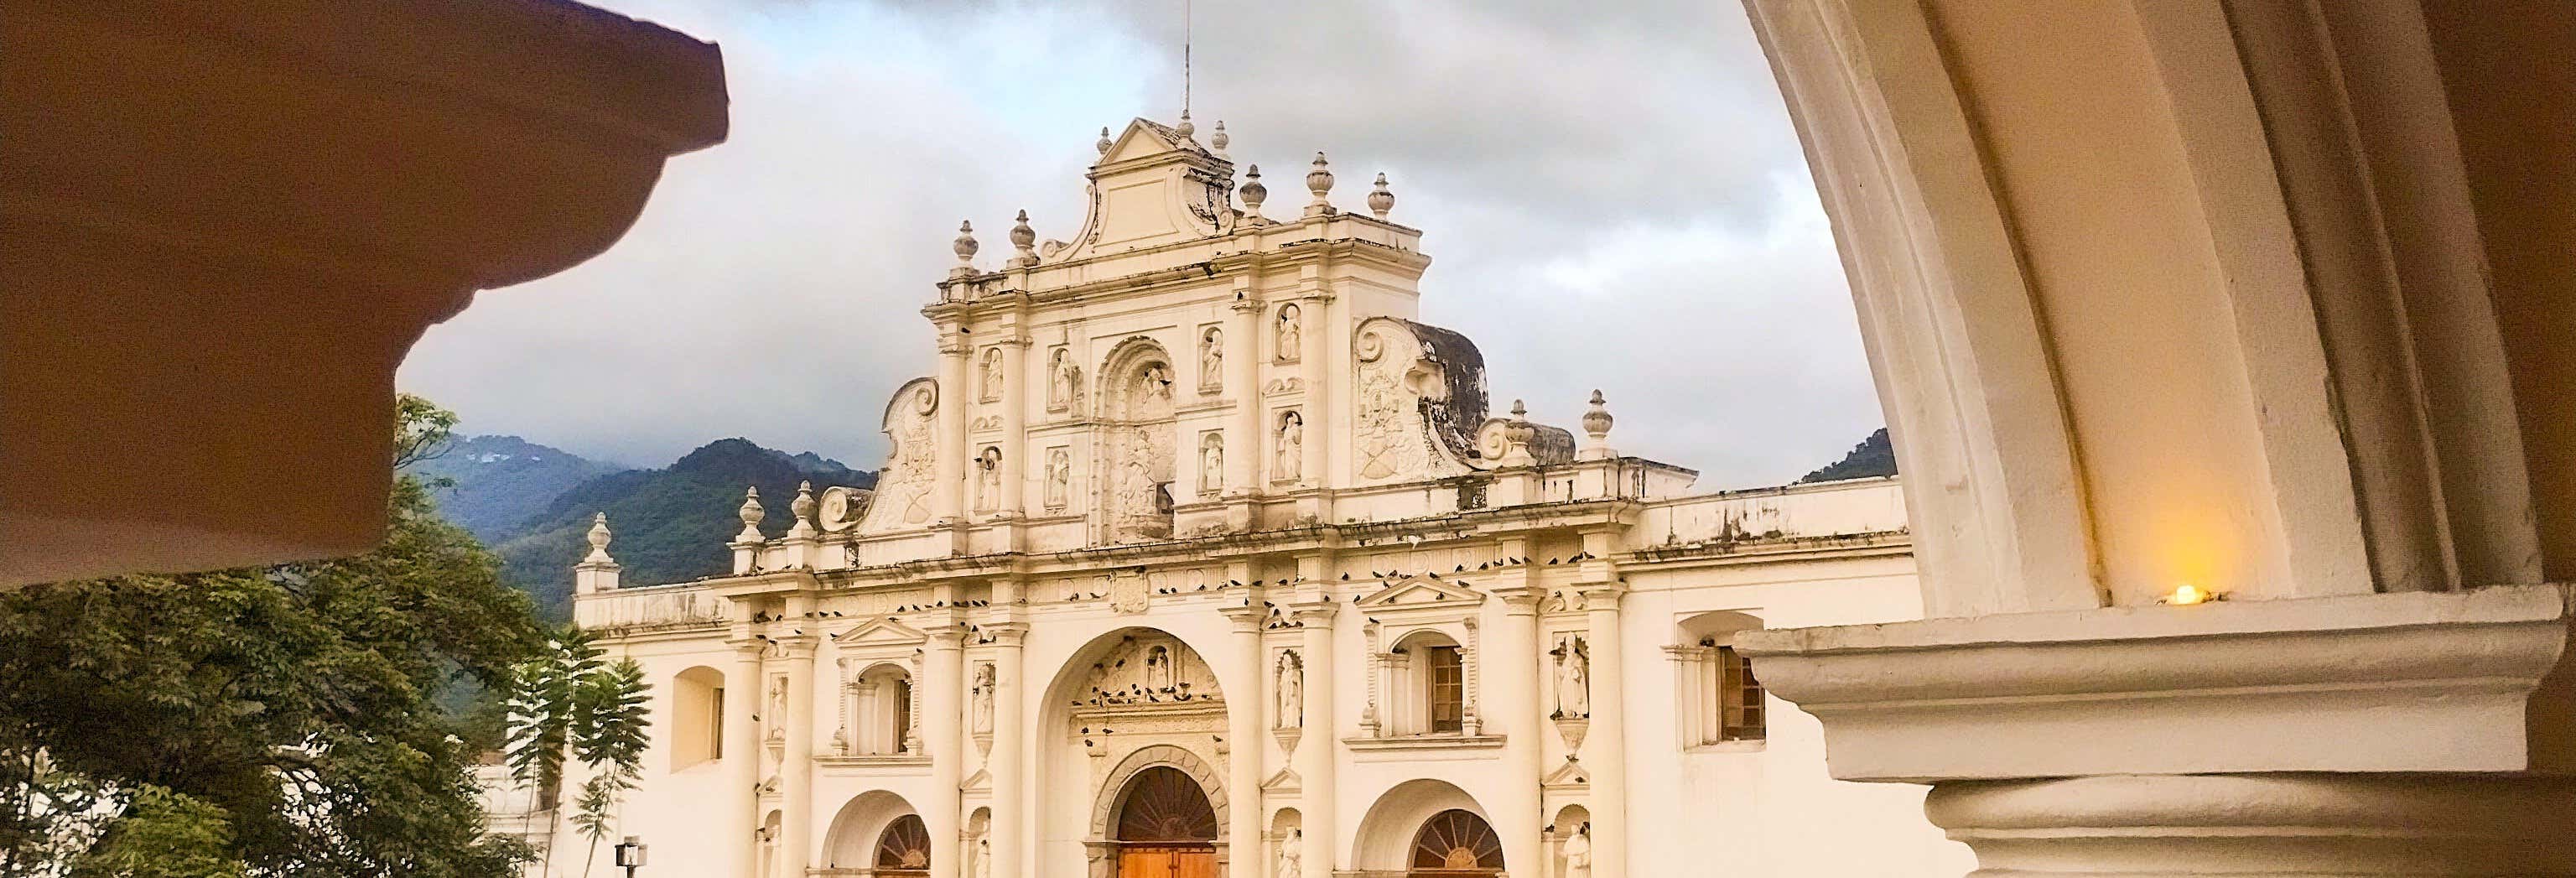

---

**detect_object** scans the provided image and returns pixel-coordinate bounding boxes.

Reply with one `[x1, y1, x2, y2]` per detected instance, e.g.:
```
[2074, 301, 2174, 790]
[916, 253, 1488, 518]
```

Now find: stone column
[923, 622, 966, 878]
[989, 616, 1031, 878]
[997, 334, 1030, 518]
[1493, 585, 1546, 878]
[933, 328, 970, 524]
[1577, 582, 1628, 878]
[725, 637, 764, 878]
[1226, 288, 1263, 499]
[1292, 593, 1339, 877]
[778, 598, 820, 878]
[1220, 599, 1267, 878]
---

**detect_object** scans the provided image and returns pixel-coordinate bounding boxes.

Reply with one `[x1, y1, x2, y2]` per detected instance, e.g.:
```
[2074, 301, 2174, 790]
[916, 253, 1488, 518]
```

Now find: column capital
[982, 621, 1031, 647]
[1576, 580, 1629, 605]
[922, 623, 969, 647]
[1493, 584, 1547, 614]
[1287, 600, 1342, 627]
[937, 334, 972, 356]
[1218, 603, 1268, 629]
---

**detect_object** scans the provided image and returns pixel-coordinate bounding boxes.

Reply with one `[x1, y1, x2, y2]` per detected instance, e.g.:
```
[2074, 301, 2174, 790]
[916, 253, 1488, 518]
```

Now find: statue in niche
[1145, 645, 1172, 691]
[1277, 829, 1302, 878]
[1200, 327, 1224, 390]
[970, 663, 996, 735]
[1119, 459, 1158, 526]
[975, 447, 1001, 511]
[1200, 434, 1224, 496]
[1275, 412, 1304, 482]
[1276, 650, 1304, 728]
[979, 348, 1004, 402]
[974, 838, 992, 878]
[767, 675, 789, 740]
[1144, 363, 1174, 401]
[1553, 635, 1591, 719]
[1275, 304, 1301, 361]
[1049, 349, 1078, 411]
[1044, 448, 1070, 511]
[1563, 823, 1592, 878]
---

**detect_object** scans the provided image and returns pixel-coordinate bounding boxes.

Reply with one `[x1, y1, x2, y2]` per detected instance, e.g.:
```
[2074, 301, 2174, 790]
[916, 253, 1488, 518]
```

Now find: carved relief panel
[860, 377, 939, 532]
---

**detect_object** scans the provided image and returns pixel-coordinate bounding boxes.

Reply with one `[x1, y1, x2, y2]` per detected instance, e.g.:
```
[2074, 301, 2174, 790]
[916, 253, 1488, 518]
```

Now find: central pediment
[1048, 117, 1238, 264]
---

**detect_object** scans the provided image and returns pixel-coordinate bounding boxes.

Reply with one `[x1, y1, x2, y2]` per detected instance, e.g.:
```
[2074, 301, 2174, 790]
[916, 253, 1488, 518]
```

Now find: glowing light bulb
[2168, 584, 2207, 605]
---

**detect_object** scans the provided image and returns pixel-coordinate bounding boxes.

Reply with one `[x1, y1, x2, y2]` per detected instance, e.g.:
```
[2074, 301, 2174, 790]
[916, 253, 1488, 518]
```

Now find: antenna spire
[1182, 0, 1192, 120]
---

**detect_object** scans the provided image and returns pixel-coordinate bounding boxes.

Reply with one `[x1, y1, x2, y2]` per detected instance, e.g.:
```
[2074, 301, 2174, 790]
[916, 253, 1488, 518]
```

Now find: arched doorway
[875, 814, 932, 877]
[1408, 809, 1504, 877]
[1113, 766, 1218, 877]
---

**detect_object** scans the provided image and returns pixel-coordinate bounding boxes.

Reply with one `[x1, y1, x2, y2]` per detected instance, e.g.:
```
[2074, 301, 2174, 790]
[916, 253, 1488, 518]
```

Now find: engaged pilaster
[922, 621, 966, 878]
[987, 616, 1031, 878]
[1291, 591, 1341, 877]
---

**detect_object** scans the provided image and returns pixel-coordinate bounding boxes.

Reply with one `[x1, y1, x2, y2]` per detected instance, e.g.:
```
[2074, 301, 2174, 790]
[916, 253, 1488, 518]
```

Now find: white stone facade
[534, 117, 1969, 878]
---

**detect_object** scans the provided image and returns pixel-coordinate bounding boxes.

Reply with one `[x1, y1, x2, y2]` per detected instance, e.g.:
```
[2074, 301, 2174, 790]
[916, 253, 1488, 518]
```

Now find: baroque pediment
[832, 616, 929, 647]
[1356, 578, 1486, 610]
[1050, 118, 1236, 265]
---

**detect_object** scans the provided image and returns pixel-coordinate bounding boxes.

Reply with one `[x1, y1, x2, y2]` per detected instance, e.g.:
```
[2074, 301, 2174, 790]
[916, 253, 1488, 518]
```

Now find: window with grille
[1426, 645, 1464, 734]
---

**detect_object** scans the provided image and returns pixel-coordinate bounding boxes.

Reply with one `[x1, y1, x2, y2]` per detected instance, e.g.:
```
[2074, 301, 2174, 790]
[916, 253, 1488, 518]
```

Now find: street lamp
[613, 835, 647, 877]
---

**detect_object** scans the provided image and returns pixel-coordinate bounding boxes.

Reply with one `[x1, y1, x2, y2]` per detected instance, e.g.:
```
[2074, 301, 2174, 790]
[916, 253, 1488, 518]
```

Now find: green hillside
[404, 434, 615, 543]
[1798, 427, 1897, 483]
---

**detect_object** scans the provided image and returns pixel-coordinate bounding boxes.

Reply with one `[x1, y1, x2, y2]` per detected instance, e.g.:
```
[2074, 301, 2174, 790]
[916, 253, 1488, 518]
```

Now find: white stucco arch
[820, 789, 919, 871]
[1090, 743, 1231, 842]
[1349, 778, 1497, 872]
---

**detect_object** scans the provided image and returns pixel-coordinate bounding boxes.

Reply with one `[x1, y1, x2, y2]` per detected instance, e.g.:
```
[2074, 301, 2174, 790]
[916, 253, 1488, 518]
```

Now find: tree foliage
[500, 631, 650, 878]
[0, 397, 542, 876]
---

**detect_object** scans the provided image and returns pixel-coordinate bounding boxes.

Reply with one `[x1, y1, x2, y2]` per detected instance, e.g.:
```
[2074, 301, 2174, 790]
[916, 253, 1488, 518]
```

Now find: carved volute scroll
[860, 377, 941, 532]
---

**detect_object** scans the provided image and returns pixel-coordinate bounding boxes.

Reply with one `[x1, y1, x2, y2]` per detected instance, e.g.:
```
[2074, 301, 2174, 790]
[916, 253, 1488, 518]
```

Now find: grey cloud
[400, 0, 1881, 487]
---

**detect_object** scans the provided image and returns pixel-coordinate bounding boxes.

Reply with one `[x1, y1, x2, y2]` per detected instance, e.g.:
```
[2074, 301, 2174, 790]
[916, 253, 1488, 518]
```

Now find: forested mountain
[1798, 427, 1898, 483]
[404, 434, 615, 543]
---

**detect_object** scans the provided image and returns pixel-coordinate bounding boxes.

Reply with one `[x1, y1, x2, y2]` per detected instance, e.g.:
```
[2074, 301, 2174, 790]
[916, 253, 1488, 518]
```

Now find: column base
[1929, 773, 2576, 876]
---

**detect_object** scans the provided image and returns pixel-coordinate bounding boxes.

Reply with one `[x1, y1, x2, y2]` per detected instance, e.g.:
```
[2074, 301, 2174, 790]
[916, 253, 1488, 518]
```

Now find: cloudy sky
[399, 0, 1883, 489]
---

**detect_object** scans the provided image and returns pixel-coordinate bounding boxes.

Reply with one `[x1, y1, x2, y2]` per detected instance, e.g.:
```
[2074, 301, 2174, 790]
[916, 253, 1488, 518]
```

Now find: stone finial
[1096, 126, 1113, 155]
[1368, 172, 1394, 219]
[1501, 399, 1539, 467]
[951, 221, 979, 278]
[788, 480, 818, 538]
[735, 486, 766, 543]
[1579, 390, 1616, 460]
[1210, 120, 1229, 157]
[583, 512, 615, 564]
[1305, 153, 1336, 216]
[1239, 164, 1269, 216]
[1008, 210, 1038, 268]
[1176, 110, 1196, 140]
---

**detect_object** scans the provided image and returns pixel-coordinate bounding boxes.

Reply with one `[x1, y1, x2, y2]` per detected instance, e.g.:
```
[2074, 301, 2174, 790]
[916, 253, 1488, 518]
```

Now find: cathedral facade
[532, 117, 1966, 878]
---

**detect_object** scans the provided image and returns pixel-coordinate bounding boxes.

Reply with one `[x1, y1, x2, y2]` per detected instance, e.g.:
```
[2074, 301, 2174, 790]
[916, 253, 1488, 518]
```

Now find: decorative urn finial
[1579, 390, 1616, 460]
[1502, 399, 1539, 466]
[1009, 210, 1038, 268]
[1368, 172, 1394, 219]
[1096, 126, 1113, 155]
[1239, 164, 1269, 216]
[1305, 152, 1336, 216]
[950, 220, 979, 278]
[584, 512, 615, 564]
[1210, 120, 1229, 157]
[735, 486, 766, 543]
[788, 480, 818, 538]
[1176, 110, 1196, 140]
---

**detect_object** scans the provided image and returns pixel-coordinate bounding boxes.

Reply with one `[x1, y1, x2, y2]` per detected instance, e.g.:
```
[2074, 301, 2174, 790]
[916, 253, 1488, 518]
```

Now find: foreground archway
[820, 790, 921, 875]
[1352, 779, 1502, 875]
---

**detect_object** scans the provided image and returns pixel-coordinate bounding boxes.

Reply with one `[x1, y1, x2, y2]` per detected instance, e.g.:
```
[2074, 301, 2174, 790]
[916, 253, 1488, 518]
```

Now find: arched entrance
[875, 814, 932, 877]
[1408, 809, 1504, 877]
[1111, 766, 1218, 877]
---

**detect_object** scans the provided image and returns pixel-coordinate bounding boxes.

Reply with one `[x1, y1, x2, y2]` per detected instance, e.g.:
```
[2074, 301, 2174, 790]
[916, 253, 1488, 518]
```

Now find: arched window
[1388, 631, 1466, 735]
[670, 666, 724, 771]
[875, 814, 931, 876]
[1114, 766, 1219, 843]
[1410, 809, 1504, 875]
[1673, 610, 1766, 746]
[846, 662, 914, 756]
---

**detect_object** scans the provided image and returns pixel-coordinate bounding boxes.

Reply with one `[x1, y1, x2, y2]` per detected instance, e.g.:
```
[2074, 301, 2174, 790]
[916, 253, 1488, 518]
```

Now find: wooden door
[1116, 844, 1217, 878]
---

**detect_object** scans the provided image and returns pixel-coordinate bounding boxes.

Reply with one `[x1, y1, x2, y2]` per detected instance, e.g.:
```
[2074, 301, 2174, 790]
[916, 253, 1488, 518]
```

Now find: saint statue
[976, 447, 1001, 512]
[1201, 328, 1224, 388]
[980, 348, 1003, 401]
[970, 663, 996, 735]
[974, 838, 993, 878]
[1275, 412, 1304, 481]
[766, 676, 788, 740]
[1144, 363, 1173, 399]
[1044, 449, 1070, 510]
[1276, 651, 1304, 728]
[1145, 645, 1173, 691]
[1050, 350, 1077, 410]
[1276, 304, 1301, 359]
[1563, 823, 1593, 878]
[1201, 434, 1224, 496]
[1277, 829, 1302, 878]
[1555, 636, 1591, 718]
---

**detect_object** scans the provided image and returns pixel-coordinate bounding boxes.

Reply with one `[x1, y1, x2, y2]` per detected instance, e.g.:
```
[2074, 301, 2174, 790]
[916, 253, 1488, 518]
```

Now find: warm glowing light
[2168, 584, 2207, 605]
